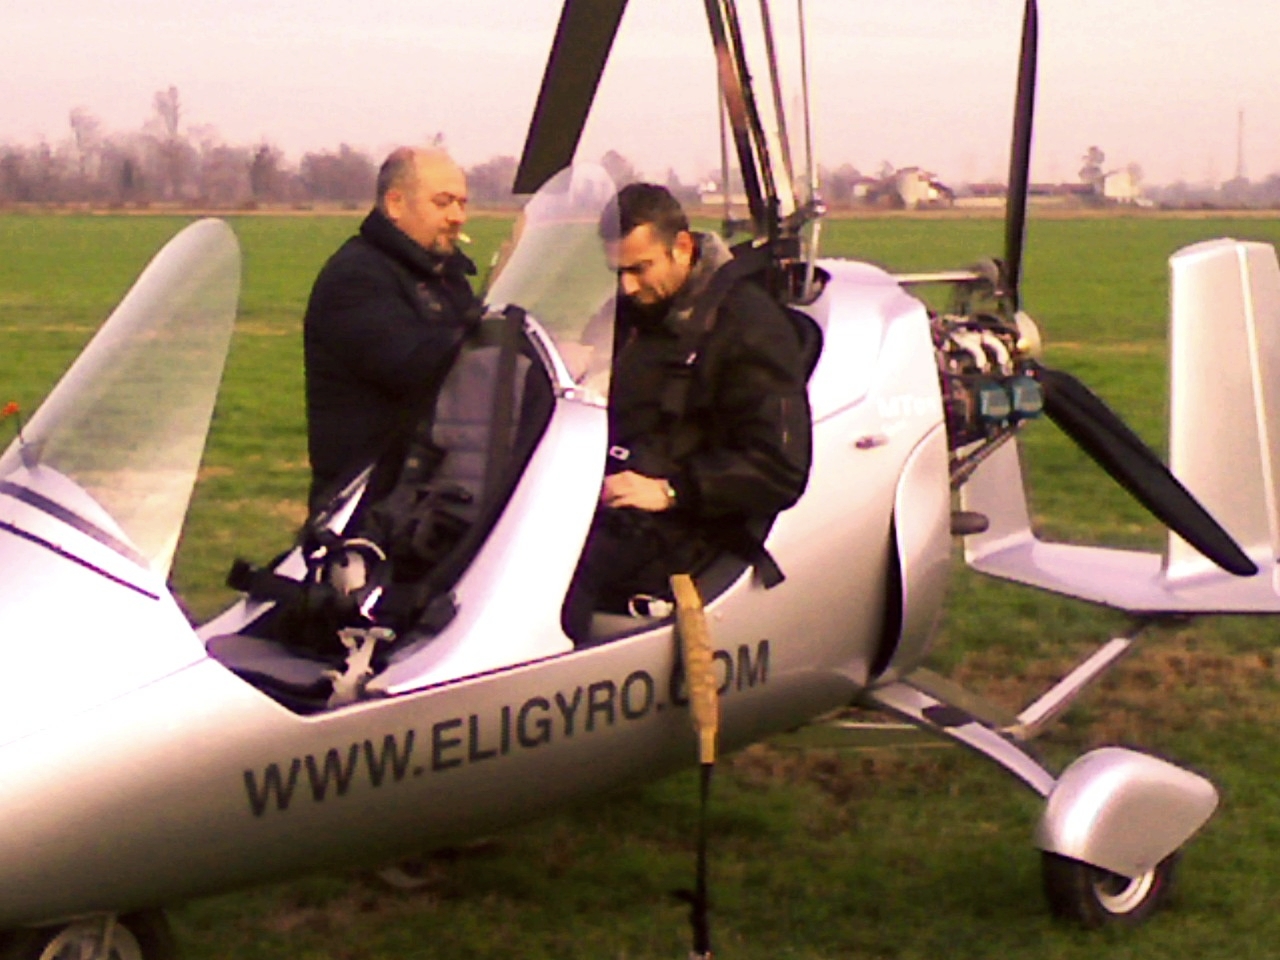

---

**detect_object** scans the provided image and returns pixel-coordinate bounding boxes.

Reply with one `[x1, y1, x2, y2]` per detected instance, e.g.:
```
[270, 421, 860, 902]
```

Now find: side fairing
[880, 423, 952, 682]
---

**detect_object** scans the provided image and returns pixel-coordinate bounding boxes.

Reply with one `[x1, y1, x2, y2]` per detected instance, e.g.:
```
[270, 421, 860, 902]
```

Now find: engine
[933, 310, 1044, 459]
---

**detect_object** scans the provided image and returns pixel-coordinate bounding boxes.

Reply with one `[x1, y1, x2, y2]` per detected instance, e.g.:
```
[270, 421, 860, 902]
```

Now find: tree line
[0, 89, 534, 208]
[8, 89, 1280, 211]
[0, 88, 701, 209]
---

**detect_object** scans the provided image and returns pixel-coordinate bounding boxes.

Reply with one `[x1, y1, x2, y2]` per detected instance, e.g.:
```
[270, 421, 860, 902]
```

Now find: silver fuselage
[0, 257, 952, 927]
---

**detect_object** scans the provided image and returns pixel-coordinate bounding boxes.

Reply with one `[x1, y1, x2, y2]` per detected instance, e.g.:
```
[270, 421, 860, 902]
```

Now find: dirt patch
[951, 629, 1280, 745]
[730, 740, 955, 800]
[730, 629, 1279, 795]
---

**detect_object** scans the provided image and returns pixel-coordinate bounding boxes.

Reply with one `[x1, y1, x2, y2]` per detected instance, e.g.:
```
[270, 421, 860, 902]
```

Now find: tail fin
[1166, 239, 1280, 582]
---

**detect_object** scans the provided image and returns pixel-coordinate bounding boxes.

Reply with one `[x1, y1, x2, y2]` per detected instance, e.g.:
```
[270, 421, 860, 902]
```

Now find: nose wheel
[1042, 852, 1179, 927]
[1, 911, 175, 960]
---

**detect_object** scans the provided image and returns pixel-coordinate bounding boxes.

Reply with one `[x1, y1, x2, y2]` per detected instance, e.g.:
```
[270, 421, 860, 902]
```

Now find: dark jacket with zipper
[304, 208, 479, 508]
[607, 233, 812, 524]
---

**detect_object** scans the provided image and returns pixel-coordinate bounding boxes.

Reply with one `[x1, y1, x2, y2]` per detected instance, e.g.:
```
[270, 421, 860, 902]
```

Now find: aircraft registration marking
[243, 640, 769, 817]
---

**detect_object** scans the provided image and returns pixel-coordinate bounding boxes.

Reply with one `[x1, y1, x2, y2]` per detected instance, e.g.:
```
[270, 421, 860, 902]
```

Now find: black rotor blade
[704, 0, 768, 235]
[513, 0, 629, 195]
[1002, 0, 1038, 309]
[1036, 364, 1256, 577]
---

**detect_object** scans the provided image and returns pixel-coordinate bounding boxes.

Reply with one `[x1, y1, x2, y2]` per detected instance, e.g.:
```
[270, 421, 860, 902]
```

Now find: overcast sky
[4, 0, 1277, 186]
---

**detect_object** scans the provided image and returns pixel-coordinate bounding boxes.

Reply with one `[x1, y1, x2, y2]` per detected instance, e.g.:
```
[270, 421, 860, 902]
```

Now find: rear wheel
[374, 856, 435, 891]
[1, 912, 177, 960]
[1042, 851, 1178, 927]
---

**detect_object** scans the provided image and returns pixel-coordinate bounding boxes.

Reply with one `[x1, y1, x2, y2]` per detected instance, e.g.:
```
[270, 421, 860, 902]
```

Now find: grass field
[4, 211, 1280, 959]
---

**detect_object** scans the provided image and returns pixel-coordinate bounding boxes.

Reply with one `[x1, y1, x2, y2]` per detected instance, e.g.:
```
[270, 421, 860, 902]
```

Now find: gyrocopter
[2, 0, 1278, 957]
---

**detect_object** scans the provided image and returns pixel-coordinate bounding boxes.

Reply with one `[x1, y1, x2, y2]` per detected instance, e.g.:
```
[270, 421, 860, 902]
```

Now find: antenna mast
[1236, 108, 1246, 181]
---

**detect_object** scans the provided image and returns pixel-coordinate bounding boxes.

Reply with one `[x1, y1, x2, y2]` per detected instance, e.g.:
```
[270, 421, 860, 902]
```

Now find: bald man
[303, 148, 479, 509]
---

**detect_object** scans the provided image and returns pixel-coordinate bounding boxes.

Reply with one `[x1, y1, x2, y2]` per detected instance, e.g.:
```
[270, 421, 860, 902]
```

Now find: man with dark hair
[563, 182, 812, 642]
[303, 147, 478, 509]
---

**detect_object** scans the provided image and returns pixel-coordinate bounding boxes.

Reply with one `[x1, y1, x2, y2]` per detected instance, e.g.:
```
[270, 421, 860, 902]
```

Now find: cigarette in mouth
[456, 232, 472, 244]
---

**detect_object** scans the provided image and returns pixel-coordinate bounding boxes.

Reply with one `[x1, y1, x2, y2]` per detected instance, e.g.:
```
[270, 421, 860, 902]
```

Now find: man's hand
[601, 471, 674, 512]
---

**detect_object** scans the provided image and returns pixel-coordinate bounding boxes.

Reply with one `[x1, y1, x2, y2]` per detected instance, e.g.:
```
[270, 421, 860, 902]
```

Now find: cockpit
[204, 165, 819, 713]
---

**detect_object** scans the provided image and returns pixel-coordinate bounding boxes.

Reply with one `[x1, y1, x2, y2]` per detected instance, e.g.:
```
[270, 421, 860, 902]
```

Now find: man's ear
[383, 188, 406, 223]
[672, 230, 695, 267]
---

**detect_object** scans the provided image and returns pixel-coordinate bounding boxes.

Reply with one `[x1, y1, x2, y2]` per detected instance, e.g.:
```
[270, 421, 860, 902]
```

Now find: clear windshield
[485, 164, 619, 404]
[0, 219, 241, 576]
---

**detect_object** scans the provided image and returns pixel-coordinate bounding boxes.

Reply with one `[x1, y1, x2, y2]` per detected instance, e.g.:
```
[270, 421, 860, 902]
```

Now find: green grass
[5, 211, 1280, 958]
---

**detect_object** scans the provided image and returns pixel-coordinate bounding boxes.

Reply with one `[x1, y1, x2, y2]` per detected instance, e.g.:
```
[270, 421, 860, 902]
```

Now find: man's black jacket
[608, 240, 813, 525]
[304, 209, 478, 508]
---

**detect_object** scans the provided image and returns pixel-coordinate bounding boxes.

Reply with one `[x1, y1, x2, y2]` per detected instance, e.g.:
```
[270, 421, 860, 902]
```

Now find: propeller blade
[1002, 0, 1038, 309]
[1036, 365, 1256, 577]
[513, 0, 629, 195]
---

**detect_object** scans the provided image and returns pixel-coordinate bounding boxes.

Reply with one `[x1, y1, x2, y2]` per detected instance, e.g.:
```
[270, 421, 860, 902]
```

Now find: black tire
[1042, 851, 1178, 928]
[0, 911, 178, 960]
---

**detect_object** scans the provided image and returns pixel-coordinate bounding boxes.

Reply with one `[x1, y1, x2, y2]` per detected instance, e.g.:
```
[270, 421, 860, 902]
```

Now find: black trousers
[563, 508, 713, 646]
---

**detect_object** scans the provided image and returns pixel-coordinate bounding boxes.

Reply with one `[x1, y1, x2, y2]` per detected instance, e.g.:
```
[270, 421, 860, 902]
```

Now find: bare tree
[153, 87, 181, 140]
[29, 141, 68, 203]
[118, 154, 140, 203]
[300, 144, 376, 205]
[465, 155, 518, 204]
[249, 143, 285, 203]
[148, 86, 192, 200]
[0, 149, 29, 203]
[68, 108, 103, 196]
[1079, 146, 1105, 195]
[663, 167, 697, 204]
[821, 163, 863, 206]
[600, 149, 638, 187]
[199, 144, 251, 206]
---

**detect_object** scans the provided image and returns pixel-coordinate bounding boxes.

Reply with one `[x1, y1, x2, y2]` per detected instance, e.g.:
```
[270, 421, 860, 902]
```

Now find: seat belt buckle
[324, 626, 396, 708]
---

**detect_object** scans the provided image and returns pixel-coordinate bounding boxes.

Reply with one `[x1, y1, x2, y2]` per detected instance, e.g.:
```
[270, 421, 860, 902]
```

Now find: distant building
[1101, 169, 1147, 205]
[696, 181, 750, 209]
[955, 179, 1147, 209]
[954, 182, 1005, 210]
[891, 167, 954, 209]
[848, 175, 879, 202]
[855, 167, 953, 209]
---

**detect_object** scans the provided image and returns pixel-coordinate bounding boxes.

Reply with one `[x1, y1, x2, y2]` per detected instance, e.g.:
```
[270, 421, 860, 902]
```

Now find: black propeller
[513, 0, 629, 195]
[998, 0, 1254, 577]
[1035, 366, 1256, 577]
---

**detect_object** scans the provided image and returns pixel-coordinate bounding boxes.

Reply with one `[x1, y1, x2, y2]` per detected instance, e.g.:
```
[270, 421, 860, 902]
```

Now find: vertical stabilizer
[1167, 240, 1280, 584]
